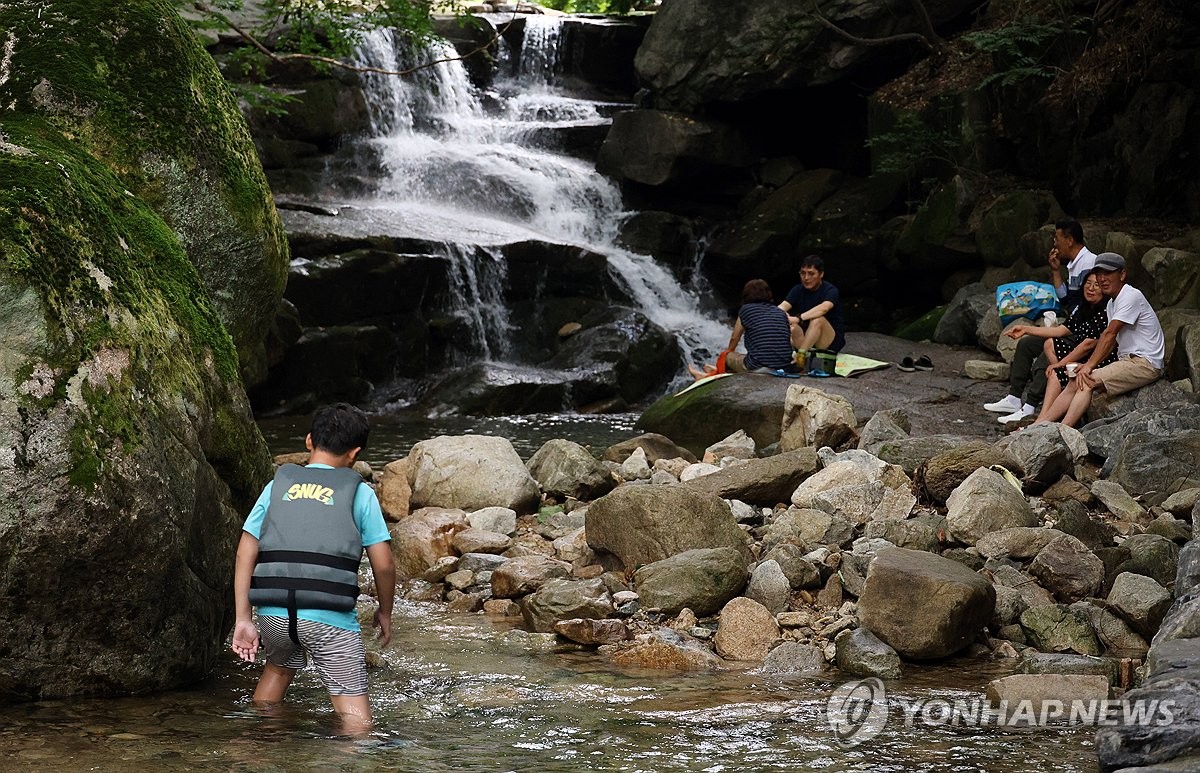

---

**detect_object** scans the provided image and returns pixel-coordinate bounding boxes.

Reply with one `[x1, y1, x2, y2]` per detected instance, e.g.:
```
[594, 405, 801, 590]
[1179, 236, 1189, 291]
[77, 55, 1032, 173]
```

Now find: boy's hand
[232, 620, 260, 662]
[374, 609, 392, 648]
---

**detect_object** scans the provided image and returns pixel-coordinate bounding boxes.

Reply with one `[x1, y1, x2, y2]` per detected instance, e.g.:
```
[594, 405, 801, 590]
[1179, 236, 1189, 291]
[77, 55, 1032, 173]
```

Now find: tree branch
[193, 1, 518, 78]
[810, 0, 948, 57]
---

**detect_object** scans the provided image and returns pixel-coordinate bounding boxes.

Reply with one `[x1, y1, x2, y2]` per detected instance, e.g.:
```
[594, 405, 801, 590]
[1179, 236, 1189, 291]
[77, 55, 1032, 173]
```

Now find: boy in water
[232, 403, 394, 733]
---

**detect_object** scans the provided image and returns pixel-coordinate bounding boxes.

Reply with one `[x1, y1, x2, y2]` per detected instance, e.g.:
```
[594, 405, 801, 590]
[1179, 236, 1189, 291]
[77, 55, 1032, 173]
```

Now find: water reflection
[0, 602, 1097, 772]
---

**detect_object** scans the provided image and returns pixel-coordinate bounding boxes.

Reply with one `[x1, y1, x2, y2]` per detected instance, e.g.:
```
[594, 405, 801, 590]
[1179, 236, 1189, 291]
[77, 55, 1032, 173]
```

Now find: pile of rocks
[333, 385, 1195, 692]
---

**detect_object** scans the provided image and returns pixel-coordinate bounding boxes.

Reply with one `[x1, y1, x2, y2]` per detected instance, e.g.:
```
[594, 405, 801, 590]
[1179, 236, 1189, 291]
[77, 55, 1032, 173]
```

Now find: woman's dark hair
[1070, 268, 1106, 323]
[310, 402, 370, 454]
[741, 278, 773, 304]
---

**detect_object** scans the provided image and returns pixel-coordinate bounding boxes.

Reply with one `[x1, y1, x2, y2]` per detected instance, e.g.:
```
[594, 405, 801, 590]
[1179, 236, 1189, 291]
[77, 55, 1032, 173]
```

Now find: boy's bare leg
[253, 662, 297, 706]
[331, 694, 373, 735]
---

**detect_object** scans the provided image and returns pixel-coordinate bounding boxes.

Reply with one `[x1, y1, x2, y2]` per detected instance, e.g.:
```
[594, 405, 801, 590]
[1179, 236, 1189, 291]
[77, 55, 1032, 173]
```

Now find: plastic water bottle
[1042, 312, 1056, 327]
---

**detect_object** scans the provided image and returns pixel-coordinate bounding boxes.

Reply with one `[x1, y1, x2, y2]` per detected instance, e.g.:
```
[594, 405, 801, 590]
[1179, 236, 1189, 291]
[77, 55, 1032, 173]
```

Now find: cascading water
[344, 23, 729, 370]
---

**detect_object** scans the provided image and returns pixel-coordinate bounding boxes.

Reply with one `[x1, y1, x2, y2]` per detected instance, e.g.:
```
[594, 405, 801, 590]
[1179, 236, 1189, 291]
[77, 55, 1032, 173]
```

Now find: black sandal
[898, 356, 916, 372]
[915, 355, 934, 371]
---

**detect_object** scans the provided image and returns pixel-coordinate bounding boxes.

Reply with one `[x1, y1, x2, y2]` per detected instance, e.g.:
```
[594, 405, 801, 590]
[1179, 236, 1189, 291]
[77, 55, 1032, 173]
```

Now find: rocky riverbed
[267, 363, 1200, 771]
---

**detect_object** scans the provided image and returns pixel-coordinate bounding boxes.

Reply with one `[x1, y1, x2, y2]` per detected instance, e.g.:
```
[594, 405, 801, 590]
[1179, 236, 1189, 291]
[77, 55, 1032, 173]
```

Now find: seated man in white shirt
[1035, 252, 1165, 428]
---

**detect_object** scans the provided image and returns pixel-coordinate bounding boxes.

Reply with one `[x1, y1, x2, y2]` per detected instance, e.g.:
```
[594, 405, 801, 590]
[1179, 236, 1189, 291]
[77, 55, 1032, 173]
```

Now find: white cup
[1042, 311, 1057, 327]
[1065, 363, 1079, 378]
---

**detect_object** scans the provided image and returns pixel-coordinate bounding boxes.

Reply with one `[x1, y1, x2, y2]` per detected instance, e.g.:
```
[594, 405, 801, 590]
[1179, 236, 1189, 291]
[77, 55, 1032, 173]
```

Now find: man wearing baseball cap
[1036, 252, 1164, 427]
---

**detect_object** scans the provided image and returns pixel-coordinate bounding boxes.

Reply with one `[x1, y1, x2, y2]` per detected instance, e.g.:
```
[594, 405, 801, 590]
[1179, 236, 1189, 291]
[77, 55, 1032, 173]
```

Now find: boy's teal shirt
[243, 464, 390, 631]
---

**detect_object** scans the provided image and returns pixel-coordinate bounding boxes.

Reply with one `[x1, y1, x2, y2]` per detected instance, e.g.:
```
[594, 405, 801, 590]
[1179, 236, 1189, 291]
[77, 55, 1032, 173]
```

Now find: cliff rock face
[1, 0, 289, 385]
[0, 0, 274, 701]
[635, 0, 978, 112]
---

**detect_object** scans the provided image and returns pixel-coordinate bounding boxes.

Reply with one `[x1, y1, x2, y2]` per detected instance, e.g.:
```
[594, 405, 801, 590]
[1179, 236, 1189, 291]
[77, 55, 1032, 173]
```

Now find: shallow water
[0, 602, 1097, 773]
[256, 411, 642, 464]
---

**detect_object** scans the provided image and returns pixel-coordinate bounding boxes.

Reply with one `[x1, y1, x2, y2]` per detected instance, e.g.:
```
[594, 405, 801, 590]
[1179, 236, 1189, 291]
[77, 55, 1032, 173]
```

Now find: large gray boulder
[585, 485, 750, 569]
[526, 439, 615, 501]
[1110, 429, 1200, 500]
[993, 424, 1075, 493]
[0, 3, 277, 702]
[632, 547, 749, 616]
[1028, 534, 1105, 602]
[834, 628, 903, 678]
[945, 467, 1038, 545]
[521, 579, 613, 634]
[858, 548, 996, 660]
[490, 555, 573, 599]
[407, 435, 540, 514]
[922, 441, 1024, 504]
[597, 110, 752, 187]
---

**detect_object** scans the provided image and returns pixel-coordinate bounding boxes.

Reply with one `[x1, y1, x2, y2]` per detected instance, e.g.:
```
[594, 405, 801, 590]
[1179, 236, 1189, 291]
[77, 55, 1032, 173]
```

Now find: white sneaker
[998, 404, 1037, 424]
[984, 394, 1022, 413]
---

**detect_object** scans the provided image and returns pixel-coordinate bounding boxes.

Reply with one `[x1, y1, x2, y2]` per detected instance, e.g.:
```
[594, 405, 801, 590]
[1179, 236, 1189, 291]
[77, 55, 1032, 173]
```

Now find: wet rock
[745, 560, 790, 614]
[714, 597, 780, 662]
[597, 109, 752, 188]
[1095, 676, 1200, 771]
[758, 642, 827, 675]
[1019, 605, 1102, 656]
[468, 506, 517, 537]
[1107, 573, 1172, 639]
[834, 627, 903, 679]
[922, 442, 1024, 504]
[445, 569, 475, 591]
[521, 578, 613, 634]
[762, 544, 822, 589]
[945, 467, 1038, 545]
[779, 385, 856, 452]
[683, 448, 820, 506]
[985, 674, 1109, 715]
[858, 547, 996, 660]
[490, 555, 572, 599]
[458, 553, 508, 573]
[452, 528, 513, 555]
[447, 592, 485, 613]
[1050, 500, 1114, 550]
[421, 556, 460, 583]
[993, 424, 1074, 493]
[1018, 653, 1121, 685]
[976, 527, 1066, 561]
[554, 618, 629, 646]
[389, 507, 470, 579]
[586, 486, 750, 569]
[408, 435, 540, 513]
[1028, 534, 1105, 602]
[633, 547, 749, 617]
[1091, 480, 1149, 523]
[609, 629, 725, 671]
[526, 439, 615, 501]
[484, 599, 522, 618]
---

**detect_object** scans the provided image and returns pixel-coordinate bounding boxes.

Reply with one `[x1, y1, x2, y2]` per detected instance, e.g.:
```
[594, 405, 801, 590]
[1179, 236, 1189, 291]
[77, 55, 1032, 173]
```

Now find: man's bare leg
[800, 317, 835, 350]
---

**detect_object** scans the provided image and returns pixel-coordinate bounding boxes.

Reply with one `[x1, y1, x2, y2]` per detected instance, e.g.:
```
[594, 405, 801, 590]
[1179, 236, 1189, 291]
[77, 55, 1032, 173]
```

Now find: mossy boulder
[0, 0, 289, 385]
[0, 4, 273, 702]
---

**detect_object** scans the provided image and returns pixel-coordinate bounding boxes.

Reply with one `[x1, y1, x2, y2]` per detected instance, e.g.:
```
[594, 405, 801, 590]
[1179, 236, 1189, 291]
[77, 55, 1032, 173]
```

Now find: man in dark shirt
[779, 255, 846, 352]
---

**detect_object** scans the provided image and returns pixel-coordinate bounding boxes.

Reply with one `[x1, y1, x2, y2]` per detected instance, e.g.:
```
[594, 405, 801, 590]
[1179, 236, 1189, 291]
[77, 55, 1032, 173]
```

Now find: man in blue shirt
[779, 255, 846, 353]
[232, 403, 394, 734]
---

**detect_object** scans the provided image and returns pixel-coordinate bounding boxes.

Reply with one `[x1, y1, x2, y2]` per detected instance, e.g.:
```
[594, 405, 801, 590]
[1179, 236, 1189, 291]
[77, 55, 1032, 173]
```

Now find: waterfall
[443, 243, 513, 361]
[347, 23, 728, 367]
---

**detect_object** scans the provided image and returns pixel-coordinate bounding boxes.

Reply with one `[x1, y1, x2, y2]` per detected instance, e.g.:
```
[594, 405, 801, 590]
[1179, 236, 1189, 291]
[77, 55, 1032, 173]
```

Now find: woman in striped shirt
[689, 279, 796, 378]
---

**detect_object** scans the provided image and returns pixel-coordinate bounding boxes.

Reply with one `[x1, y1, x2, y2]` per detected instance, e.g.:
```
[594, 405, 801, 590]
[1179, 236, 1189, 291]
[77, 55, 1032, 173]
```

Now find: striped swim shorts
[258, 616, 368, 696]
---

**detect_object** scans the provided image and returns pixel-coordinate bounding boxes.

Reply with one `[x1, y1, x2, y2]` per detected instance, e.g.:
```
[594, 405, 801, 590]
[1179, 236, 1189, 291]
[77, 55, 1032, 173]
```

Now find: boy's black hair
[1055, 219, 1085, 244]
[800, 255, 825, 273]
[309, 403, 369, 455]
